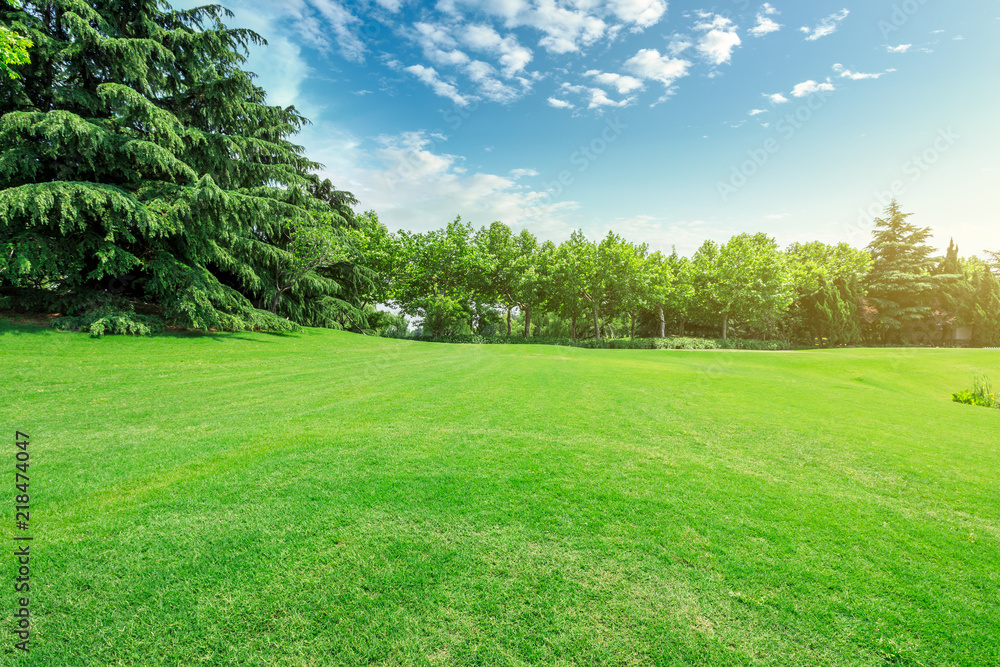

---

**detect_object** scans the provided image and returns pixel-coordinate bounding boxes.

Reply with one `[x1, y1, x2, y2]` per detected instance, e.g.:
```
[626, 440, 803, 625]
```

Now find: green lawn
[1, 321, 998, 666]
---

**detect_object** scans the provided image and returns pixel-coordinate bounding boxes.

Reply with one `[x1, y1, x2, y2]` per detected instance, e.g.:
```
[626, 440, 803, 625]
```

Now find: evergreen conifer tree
[864, 200, 940, 343]
[0, 0, 351, 333]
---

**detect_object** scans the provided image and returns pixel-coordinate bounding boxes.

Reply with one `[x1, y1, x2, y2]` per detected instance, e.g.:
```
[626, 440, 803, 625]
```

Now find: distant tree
[513, 229, 542, 337]
[785, 241, 870, 345]
[552, 235, 589, 340]
[393, 217, 477, 335]
[594, 231, 648, 339]
[715, 233, 793, 340]
[646, 251, 675, 338]
[968, 257, 1000, 346]
[662, 249, 695, 336]
[474, 221, 519, 335]
[562, 230, 606, 340]
[688, 240, 722, 334]
[864, 201, 941, 343]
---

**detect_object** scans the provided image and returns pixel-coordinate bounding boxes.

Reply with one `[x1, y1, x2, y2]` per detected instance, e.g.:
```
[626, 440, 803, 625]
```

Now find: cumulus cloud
[560, 82, 634, 109]
[886, 44, 912, 53]
[800, 9, 849, 41]
[609, 0, 668, 30]
[791, 79, 835, 97]
[694, 13, 742, 65]
[339, 129, 579, 235]
[748, 108, 768, 115]
[765, 92, 789, 104]
[547, 97, 575, 109]
[461, 23, 533, 77]
[624, 48, 692, 89]
[584, 69, 645, 94]
[749, 3, 782, 37]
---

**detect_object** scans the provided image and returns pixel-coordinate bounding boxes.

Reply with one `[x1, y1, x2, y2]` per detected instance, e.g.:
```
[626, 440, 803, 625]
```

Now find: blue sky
[176, 0, 999, 257]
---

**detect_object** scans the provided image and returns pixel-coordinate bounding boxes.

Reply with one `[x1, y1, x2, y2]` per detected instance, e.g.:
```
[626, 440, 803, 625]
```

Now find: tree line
[355, 203, 1000, 347]
[2, 1, 998, 346]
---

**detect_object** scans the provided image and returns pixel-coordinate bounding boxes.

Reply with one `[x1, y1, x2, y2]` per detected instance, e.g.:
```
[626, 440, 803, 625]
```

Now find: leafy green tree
[270, 213, 347, 314]
[474, 221, 519, 334]
[571, 231, 606, 340]
[714, 233, 792, 339]
[393, 217, 477, 334]
[0, 0, 31, 79]
[967, 257, 1000, 346]
[1, 0, 349, 332]
[552, 234, 589, 340]
[598, 232, 649, 339]
[864, 201, 941, 343]
[785, 241, 870, 345]
[645, 251, 674, 338]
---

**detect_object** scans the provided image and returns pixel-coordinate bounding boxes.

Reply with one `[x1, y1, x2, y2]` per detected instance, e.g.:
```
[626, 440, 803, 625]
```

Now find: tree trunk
[679, 318, 686, 337]
[506, 307, 512, 336]
[630, 312, 636, 340]
[593, 305, 601, 341]
[523, 304, 532, 338]
[722, 312, 729, 340]
[658, 306, 666, 339]
[270, 288, 284, 314]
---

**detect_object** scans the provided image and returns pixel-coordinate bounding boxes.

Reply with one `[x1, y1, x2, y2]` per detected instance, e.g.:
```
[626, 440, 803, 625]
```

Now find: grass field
[1, 320, 998, 666]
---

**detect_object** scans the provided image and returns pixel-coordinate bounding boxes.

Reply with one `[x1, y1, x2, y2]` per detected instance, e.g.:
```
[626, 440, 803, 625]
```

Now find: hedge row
[407, 335, 791, 351]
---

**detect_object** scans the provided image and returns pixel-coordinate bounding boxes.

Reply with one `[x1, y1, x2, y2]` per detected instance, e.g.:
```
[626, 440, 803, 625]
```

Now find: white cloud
[800, 9, 849, 41]
[405, 64, 472, 106]
[694, 13, 742, 65]
[791, 79, 835, 97]
[584, 69, 645, 94]
[609, 0, 667, 30]
[374, 0, 403, 11]
[547, 97, 575, 109]
[587, 88, 633, 109]
[832, 63, 891, 80]
[748, 108, 767, 116]
[666, 35, 692, 57]
[749, 3, 782, 37]
[886, 44, 912, 53]
[333, 129, 579, 235]
[311, 0, 368, 61]
[464, 59, 521, 102]
[461, 24, 533, 77]
[624, 48, 692, 90]
[559, 82, 634, 109]
[765, 92, 789, 104]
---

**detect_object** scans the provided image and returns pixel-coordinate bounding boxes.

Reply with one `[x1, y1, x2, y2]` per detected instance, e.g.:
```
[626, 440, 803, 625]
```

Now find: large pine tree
[864, 200, 940, 343]
[0, 0, 352, 333]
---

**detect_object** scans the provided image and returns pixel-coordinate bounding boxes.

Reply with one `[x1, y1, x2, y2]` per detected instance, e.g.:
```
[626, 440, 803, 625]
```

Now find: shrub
[952, 374, 999, 409]
[52, 305, 166, 338]
[407, 335, 791, 351]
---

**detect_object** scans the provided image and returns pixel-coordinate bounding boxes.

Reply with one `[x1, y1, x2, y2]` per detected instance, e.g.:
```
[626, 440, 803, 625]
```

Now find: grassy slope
[1, 322, 998, 666]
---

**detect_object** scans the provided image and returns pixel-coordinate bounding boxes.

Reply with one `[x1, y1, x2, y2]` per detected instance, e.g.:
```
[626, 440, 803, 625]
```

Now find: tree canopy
[0, 0, 356, 333]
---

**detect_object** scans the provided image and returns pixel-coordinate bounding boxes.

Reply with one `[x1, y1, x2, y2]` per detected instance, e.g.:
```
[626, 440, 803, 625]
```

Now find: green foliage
[865, 200, 941, 342]
[408, 334, 791, 351]
[0, 0, 355, 334]
[51, 302, 164, 337]
[952, 374, 999, 409]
